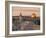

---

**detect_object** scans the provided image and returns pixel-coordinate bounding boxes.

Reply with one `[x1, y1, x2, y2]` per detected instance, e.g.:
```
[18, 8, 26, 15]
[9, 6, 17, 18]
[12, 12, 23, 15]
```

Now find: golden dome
[32, 13, 36, 18]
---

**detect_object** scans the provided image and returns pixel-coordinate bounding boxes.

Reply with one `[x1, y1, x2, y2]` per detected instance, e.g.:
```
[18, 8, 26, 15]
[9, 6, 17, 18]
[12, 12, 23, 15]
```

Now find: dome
[19, 13, 22, 16]
[32, 13, 36, 18]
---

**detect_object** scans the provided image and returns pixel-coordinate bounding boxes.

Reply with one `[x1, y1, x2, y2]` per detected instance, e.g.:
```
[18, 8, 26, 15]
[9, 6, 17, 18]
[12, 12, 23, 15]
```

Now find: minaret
[19, 13, 24, 30]
[19, 13, 22, 23]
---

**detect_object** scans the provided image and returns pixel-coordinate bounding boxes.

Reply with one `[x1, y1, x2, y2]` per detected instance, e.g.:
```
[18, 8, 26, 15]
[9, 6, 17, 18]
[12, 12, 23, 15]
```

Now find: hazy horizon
[12, 7, 40, 17]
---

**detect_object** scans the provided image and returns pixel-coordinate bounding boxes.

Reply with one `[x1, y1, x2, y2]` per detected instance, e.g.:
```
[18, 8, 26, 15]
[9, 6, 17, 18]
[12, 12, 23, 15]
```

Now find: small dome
[20, 13, 22, 16]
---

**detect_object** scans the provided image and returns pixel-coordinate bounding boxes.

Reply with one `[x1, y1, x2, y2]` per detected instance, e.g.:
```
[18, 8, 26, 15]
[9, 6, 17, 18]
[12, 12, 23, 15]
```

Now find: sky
[12, 7, 40, 17]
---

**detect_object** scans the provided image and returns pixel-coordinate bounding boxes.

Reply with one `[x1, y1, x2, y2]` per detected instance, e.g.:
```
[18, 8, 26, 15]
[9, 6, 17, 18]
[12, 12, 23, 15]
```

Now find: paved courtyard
[12, 21, 40, 31]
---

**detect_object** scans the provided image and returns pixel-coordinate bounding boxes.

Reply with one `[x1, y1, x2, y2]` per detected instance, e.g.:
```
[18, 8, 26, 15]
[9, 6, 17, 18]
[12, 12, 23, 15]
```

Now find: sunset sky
[12, 7, 40, 17]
